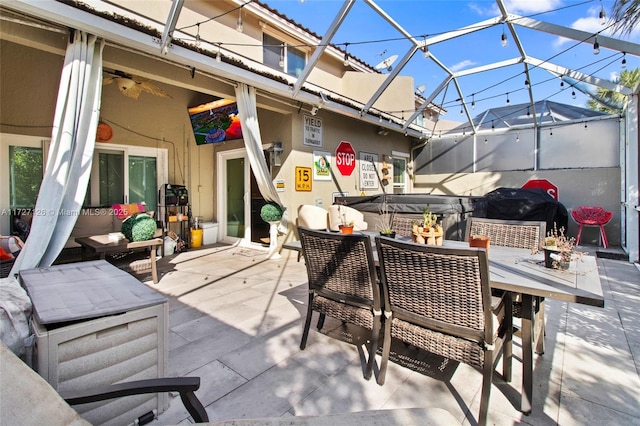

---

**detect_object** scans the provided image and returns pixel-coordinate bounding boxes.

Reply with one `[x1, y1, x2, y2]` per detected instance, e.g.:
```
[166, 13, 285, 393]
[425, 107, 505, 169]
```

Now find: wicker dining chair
[298, 227, 382, 380]
[375, 237, 512, 426]
[391, 216, 416, 238]
[465, 217, 547, 354]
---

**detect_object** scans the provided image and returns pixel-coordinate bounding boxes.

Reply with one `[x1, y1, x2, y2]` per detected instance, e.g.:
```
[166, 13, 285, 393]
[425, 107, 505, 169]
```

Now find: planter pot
[544, 248, 570, 270]
[412, 227, 443, 245]
[380, 231, 396, 239]
[469, 236, 490, 254]
[339, 225, 354, 234]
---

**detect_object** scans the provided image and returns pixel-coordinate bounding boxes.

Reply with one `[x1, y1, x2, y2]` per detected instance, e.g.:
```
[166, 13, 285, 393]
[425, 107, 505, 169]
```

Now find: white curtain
[11, 31, 104, 273]
[234, 83, 288, 234]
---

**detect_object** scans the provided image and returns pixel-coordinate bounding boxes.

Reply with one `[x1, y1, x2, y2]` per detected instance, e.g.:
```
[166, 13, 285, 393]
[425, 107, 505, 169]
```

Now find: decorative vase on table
[412, 206, 443, 245]
[469, 235, 490, 254]
[339, 224, 354, 234]
[543, 225, 575, 270]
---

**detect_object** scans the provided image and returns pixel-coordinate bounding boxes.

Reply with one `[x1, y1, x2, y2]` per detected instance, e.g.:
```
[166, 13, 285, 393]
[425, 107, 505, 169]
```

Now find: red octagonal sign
[335, 141, 356, 176]
[522, 178, 558, 201]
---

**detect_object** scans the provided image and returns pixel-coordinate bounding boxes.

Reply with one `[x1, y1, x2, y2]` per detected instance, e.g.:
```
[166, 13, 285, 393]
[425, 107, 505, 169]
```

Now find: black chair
[375, 237, 512, 426]
[298, 227, 382, 380]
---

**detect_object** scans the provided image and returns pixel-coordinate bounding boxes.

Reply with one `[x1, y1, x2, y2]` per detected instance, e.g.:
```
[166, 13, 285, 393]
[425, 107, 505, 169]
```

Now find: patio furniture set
[287, 216, 604, 426]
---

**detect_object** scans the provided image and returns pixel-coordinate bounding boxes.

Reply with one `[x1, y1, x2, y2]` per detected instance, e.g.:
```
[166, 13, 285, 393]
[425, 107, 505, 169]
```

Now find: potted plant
[412, 205, 443, 245]
[543, 225, 577, 270]
[260, 203, 284, 259]
[377, 197, 396, 238]
[337, 204, 354, 234]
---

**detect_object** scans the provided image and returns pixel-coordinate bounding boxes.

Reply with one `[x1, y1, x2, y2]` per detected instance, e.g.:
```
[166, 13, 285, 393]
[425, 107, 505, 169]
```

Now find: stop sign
[335, 141, 356, 176]
[522, 179, 559, 201]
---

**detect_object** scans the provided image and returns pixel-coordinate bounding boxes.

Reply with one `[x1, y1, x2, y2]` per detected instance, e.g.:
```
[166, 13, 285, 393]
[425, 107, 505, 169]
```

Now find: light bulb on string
[343, 43, 350, 67]
[572, 90, 576, 99]
[599, 1, 606, 25]
[279, 44, 285, 68]
[506, 93, 510, 104]
[471, 94, 475, 109]
[501, 24, 508, 47]
[236, 6, 244, 32]
[216, 44, 221, 63]
[622, 53, 627, 69]
[516, 132, 520, 143]
[195, 23, 201, 47]
[593, 36, 600, 55]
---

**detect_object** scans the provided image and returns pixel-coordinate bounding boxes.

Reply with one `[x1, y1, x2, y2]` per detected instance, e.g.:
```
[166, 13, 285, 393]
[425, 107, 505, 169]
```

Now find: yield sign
[522, 179, 559, 201]
[335, 141, 356, 176]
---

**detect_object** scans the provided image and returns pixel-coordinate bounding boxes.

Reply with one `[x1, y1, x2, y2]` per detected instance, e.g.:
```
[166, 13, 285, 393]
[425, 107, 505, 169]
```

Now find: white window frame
[1, 135, 168, 234]
[88, 142, 168, 207]
[392, 151, 410, 194]
[0, 134, 48, 235]
[262, 31, 308, 77]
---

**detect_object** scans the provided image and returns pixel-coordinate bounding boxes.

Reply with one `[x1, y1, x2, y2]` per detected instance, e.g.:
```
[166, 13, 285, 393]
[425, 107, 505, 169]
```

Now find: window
[263, 33, 306, 77]
[392, 152, 410, 194]
[8, 145, 43, 209]
[88, 144, 163, 208]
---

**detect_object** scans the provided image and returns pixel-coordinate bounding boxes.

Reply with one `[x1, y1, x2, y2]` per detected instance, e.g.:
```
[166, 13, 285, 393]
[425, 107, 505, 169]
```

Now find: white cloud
[449, 60, 476, 72]
[469, 0, 562, 16]
[503, 0, 563, 14]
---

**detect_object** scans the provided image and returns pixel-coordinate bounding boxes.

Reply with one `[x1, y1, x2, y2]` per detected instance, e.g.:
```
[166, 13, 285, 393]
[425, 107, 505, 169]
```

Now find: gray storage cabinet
[20, 260, 169, 426]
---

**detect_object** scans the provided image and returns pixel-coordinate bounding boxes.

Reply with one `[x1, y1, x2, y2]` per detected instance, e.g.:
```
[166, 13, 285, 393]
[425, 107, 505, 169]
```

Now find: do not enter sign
[335, 141, 356, 176]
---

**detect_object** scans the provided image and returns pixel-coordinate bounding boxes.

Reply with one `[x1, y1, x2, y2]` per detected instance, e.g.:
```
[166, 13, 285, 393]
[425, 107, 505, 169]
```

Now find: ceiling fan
[102, 70, 172, 100]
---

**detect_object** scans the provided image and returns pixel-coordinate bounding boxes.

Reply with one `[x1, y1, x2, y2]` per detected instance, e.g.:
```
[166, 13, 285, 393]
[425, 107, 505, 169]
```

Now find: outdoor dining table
[283, 231, 604, 415]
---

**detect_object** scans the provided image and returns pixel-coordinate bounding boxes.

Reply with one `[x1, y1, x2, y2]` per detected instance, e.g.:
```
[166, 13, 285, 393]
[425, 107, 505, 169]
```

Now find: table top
[75, 235, 162, 253]
[283, 233, 604, 308]
[19, 260, 167, 325]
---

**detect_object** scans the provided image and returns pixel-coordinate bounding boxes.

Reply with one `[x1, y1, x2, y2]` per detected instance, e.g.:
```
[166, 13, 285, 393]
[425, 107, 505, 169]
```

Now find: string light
[343, 43, 350, 67]
[593, 36, 600, 55]
[599, 0, 606, 25]
[527, 106, 530, 117]
[622, 52, 627, 69]
[216, 43, 221, 63]
[516, 132, 520, 142]
[279, 44, 284, 68]
[236, 5, 244, 32]
[195, 23, 201, 46]
[572, 90, 576, 99]
[506, 92, 510, 104]
[501, 24, 508, 47]
[471, 94, 475, 109]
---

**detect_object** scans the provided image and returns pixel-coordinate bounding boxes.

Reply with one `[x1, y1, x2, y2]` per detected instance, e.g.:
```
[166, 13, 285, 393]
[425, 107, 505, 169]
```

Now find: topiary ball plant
[121, 213, 157, 241]
[260, 203, 283, 223]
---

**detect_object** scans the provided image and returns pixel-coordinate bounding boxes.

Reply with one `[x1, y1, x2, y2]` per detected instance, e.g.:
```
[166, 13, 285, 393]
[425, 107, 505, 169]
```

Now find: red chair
[570, 206, 613, 248]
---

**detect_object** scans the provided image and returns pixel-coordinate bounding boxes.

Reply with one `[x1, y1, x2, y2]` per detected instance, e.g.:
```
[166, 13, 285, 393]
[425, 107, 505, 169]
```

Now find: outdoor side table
[19, 260, 169, 425]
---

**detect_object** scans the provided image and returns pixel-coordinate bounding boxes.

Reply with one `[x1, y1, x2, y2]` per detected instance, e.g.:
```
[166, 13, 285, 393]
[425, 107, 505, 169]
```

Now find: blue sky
[263, 0, 640, 117]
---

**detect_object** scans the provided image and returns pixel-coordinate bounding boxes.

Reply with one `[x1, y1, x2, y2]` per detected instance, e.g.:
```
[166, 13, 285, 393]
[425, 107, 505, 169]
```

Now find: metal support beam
[292, 0, 355, 96]
[160, 0, 184, 55]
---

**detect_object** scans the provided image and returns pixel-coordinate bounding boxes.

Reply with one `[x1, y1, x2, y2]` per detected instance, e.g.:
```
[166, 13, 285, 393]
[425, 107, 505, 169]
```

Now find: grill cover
[484, 187, 568, 232]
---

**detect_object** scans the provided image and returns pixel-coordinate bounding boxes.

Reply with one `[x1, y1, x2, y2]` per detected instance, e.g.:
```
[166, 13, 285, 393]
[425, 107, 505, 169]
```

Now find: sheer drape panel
[11, 31, 104, 273]
[234, 83, 288, 233]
